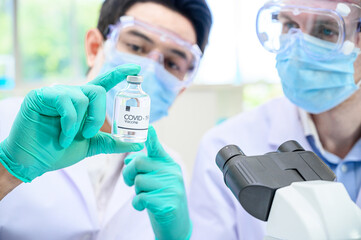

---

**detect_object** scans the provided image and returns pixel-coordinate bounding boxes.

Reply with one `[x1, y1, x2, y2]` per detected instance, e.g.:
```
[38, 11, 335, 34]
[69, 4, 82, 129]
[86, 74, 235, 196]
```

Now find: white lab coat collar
[61, 154, 136, 228]
[61, 162, 100, 226]
[357, 190, 361, 206]
[102, 166, 135, 225]
[298, 108, 328, 157]
[266, 97, 311, 150]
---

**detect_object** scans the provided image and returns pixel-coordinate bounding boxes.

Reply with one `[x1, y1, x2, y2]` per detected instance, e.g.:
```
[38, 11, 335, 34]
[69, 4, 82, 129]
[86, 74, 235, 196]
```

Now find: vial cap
[127, 75, 143, 83]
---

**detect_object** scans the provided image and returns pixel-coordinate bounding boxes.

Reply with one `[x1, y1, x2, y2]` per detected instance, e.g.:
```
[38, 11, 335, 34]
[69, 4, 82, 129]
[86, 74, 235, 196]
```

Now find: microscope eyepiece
[277, 140, 305, 153]
[216, 145, 245, 171]
[216, 140, 336, 221]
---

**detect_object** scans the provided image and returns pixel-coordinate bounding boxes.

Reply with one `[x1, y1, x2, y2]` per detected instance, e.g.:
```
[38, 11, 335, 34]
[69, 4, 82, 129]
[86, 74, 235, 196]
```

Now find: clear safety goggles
[106, 16, 202, 85]
[256, 0, 361, 59]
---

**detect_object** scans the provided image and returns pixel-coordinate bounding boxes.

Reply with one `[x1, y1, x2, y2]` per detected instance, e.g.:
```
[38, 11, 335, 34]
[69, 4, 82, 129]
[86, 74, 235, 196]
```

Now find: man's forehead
[125, 2, 196, 45]
[283, 0, 334, 7]
[120, 27, 194, 61]
[283, 0, 360, 7]
[279, 0, 361, 21]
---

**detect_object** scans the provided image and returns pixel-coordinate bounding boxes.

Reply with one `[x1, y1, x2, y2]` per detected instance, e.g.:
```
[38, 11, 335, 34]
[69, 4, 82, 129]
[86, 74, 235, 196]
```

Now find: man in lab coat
[189, 0, 361, 239]
[0, 0, 212, 239]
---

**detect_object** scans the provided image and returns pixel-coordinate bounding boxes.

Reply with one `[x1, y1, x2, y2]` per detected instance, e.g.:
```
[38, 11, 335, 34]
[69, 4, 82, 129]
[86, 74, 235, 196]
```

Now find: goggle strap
[272, 12, 279, 20]
[357, 18, 361, 32]
[103, 26, 110, 38]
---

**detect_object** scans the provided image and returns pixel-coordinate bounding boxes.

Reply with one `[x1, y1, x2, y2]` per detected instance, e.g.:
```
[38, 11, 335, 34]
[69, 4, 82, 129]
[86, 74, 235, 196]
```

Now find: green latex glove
[0, 64, 144, 183]
[123, 126, 192, 240]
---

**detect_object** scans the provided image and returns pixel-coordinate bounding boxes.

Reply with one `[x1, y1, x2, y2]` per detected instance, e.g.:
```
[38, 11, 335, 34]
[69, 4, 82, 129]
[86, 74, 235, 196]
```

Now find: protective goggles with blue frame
[105, 16, 202, 85]
[256, 0, 361, 60]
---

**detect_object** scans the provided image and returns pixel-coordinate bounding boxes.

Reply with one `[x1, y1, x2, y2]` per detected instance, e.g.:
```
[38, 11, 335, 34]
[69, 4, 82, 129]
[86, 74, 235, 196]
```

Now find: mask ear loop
[350, 19, 361, 88]
[356, 79, 361, 88]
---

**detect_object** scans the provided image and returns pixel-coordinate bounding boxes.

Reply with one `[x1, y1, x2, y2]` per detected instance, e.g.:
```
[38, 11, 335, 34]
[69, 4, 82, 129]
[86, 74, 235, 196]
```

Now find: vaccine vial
[112, 75, 151, 143]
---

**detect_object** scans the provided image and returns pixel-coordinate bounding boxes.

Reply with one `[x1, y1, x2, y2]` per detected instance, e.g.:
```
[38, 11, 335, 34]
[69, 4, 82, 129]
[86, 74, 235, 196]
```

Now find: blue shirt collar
[298, 108, 361, 164]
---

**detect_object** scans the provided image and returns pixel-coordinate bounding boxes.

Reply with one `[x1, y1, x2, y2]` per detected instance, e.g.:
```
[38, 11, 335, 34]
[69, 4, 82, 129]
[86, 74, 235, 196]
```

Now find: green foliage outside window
[0, 1, 12, 56]
[0, 0, 102, 85]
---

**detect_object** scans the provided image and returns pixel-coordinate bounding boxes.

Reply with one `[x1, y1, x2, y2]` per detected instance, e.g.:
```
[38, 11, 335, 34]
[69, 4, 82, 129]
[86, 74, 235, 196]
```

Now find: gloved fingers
[145, 126, 169, 159]
[132, 192, 147, 211]
[57, 96, 77, 148]
[87, 132, 144, 157]
[39, 86, 91, 148]
[124, 152, 145, 165]
[134, 173, 168, 194]
[88, 64, 141, 92]
[80, 85, 106, 138]
[134, 170, 185, 195]
[132, 191, 172, 213]
[23, 89, 59, 116]
[123, 153, 158, 186]
[40, 87, 78, 148]
[68, 88, 90, 140]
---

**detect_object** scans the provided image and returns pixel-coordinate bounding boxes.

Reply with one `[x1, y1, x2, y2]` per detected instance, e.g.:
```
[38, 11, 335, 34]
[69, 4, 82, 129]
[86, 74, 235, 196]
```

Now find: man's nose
[287, 27, 305, 40]
[147, 50, 165, 65]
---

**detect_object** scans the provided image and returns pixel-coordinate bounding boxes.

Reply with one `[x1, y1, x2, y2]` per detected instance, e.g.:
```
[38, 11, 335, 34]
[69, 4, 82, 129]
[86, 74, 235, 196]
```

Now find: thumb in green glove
[123, 126, 192, 240]
[0, 64, 144, 183]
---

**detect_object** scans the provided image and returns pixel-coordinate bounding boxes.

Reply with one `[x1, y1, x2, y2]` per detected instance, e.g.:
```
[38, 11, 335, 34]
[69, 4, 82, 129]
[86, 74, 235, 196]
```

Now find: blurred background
[0, 0, 283, 182]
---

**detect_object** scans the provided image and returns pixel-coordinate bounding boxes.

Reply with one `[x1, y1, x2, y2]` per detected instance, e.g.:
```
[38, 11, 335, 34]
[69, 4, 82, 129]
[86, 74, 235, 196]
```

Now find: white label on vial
[117, 105, 150, 131]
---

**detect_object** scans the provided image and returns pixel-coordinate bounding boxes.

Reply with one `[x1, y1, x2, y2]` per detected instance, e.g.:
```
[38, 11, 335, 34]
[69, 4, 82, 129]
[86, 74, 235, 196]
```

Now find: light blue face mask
[276, 34, 360, 114]
[100, 43, 183, 123]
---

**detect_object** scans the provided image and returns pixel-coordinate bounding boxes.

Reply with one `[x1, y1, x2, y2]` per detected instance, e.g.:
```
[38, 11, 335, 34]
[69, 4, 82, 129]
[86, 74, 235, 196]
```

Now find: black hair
[97, 0, 212, 53]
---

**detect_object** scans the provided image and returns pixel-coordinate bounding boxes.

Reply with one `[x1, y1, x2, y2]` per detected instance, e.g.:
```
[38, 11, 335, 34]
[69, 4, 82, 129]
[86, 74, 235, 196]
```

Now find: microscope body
[265, 181, 361, 240]
[216, 140, 361, 239]
[216, 140, 335, 221]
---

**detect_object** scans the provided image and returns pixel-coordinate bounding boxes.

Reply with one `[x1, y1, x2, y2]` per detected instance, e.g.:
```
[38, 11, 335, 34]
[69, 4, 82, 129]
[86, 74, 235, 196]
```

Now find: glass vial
[112, 75, 151, 143]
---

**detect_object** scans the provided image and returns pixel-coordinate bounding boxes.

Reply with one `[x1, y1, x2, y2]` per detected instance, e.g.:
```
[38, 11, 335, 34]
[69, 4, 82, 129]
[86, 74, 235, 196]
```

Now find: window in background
[195, 0, 280, 85]
[0, 0, 103, 89]
[2, 0, 283, 98]
[18, 0, 101, 85]
[193, 0, 283, 111]
[195, 0, 240, 85]
[0, 0, 15, 89]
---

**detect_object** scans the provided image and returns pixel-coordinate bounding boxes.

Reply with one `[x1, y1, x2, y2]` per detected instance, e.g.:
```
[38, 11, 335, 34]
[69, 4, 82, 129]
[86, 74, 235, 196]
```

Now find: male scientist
[0, 0, 212, 239]
[189, 0, 361, 239]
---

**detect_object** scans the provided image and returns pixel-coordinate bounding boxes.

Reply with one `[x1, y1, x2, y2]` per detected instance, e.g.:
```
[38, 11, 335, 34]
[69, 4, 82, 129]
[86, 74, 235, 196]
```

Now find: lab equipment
[275, 35, 359, 114]
[189, 97, 361, 239]
[256, 0, 361, 60]
[265, 181, 361, 239]
[0, 64, 143, 182]
[112, 75, 150, 143]
[216, 140, 335, 221]
[103, 51, 181, 123]
[123, 126, 192, 240]
[216, 140, 361, 239]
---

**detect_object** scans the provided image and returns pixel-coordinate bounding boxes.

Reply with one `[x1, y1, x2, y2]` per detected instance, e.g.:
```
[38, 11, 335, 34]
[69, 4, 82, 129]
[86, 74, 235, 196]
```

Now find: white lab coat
[0, 97, 169, 240]
[189, 97, 361, 240]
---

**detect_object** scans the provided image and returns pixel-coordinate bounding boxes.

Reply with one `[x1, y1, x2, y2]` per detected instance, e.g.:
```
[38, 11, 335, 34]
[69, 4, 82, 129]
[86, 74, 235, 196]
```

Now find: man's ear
[85, 28, 104, 67]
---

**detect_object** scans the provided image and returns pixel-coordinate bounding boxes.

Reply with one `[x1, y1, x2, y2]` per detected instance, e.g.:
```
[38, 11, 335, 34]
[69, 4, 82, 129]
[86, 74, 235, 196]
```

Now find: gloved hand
[0, 64, 144, 183]
[123, 126, 192, 240]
